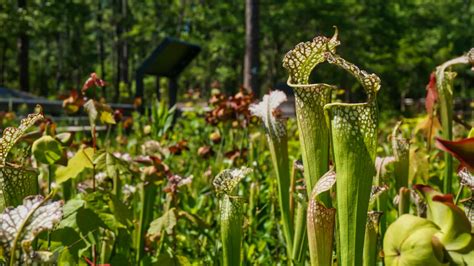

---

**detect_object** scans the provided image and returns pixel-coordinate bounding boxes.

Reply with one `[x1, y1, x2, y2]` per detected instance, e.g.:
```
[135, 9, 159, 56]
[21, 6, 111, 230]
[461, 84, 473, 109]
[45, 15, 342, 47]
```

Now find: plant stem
[135, 181, 157, 264]
[455, 184, 464, 205]
[398, 187, 410, 216]
[266, 134, 293, 258]
[363, 211, 382, 266]
[292, 198, 307, 265]
[220, 195, 243, 266]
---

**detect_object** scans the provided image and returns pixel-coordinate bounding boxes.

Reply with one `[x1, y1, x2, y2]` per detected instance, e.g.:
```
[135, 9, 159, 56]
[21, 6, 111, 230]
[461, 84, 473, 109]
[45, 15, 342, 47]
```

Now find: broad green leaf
[383, 214, 445, 266]
[154, 253, 191, 266]
[93, 151, 130, 180]
[147, 208, 177, 242]
[415, 185, 474, 262]
[55, 148, 94, 184]
[0, 195, 63, 264]
[32, 135, 63, 165]
[100, 111, 116, 125]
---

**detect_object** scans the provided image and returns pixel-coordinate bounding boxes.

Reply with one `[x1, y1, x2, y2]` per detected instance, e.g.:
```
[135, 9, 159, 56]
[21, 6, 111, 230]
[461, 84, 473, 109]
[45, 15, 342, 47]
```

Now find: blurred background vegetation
[0, 0, 472, 111]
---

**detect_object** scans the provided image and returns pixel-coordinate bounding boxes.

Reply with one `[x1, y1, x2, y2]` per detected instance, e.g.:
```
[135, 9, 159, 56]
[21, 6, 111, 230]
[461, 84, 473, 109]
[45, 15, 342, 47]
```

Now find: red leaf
[435, 137, 474, 172]
[425, 72, 438, 114]
[82, 72, 106, 93]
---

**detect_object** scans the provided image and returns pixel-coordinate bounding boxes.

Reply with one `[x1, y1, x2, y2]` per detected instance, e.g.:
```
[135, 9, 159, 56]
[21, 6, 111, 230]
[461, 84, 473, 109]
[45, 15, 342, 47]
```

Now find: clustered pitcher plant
[252, 29, 382, 265]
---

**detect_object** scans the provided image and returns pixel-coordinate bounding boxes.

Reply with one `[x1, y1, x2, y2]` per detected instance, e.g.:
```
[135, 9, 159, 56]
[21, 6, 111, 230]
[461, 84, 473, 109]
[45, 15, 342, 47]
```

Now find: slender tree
[244, 0, 259, 96]
[17, 0, 29, 91]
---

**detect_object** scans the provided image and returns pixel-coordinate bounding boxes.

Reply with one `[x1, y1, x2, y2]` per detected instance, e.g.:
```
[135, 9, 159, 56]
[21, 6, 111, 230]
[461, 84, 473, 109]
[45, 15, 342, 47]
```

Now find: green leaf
[55, 147, 94, 184]
[415, 185, 474, 263]
[154, 253, 191, 266]
[32, 135, 64, 165]
[147, 208, 177, 242]
[383, 214, 445, 266]
[100, 111, 116, 125]
[93, 151, 130, 180]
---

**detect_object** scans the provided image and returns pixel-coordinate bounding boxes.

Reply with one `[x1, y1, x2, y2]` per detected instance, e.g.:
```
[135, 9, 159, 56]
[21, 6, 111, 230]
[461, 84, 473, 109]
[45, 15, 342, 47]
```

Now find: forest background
[0, 0, 473, 111]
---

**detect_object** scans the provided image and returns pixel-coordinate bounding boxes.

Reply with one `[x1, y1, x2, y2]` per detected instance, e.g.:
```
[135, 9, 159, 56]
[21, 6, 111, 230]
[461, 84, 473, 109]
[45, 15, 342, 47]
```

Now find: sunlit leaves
[32, 135, 64, 165]
[383, 214, 444, 266]
[55, 147, 94, 184]
[147, 208, 177, 242]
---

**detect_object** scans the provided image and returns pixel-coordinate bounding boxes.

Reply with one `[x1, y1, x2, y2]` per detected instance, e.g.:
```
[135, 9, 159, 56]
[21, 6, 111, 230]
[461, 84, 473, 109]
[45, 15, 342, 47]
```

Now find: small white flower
[177, 175, 193, 187]
[94, 172, 107, 183]
[122, 184, 137, 198]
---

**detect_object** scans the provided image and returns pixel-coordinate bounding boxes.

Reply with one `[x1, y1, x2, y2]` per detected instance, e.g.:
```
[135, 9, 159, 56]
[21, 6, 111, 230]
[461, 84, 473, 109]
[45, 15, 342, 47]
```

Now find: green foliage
[32, 135, 64, 165]
[55, 147, 94, 184]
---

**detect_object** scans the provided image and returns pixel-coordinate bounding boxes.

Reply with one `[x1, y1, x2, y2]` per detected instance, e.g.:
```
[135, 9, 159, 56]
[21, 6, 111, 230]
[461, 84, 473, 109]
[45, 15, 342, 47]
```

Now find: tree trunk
[243, 0, 259, 96]
[17, 0, 29, 92]
[114, 0, 129, 102]
[97, 0, 106, 97]
[0, 40, 6, 86]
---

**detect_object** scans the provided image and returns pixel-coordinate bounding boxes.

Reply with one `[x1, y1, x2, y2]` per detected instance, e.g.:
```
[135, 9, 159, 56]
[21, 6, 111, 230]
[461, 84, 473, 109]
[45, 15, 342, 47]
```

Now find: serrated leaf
[55, 148, 94, 184]
[147, 208, 177, 242]
[0, 195, 63, 262]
